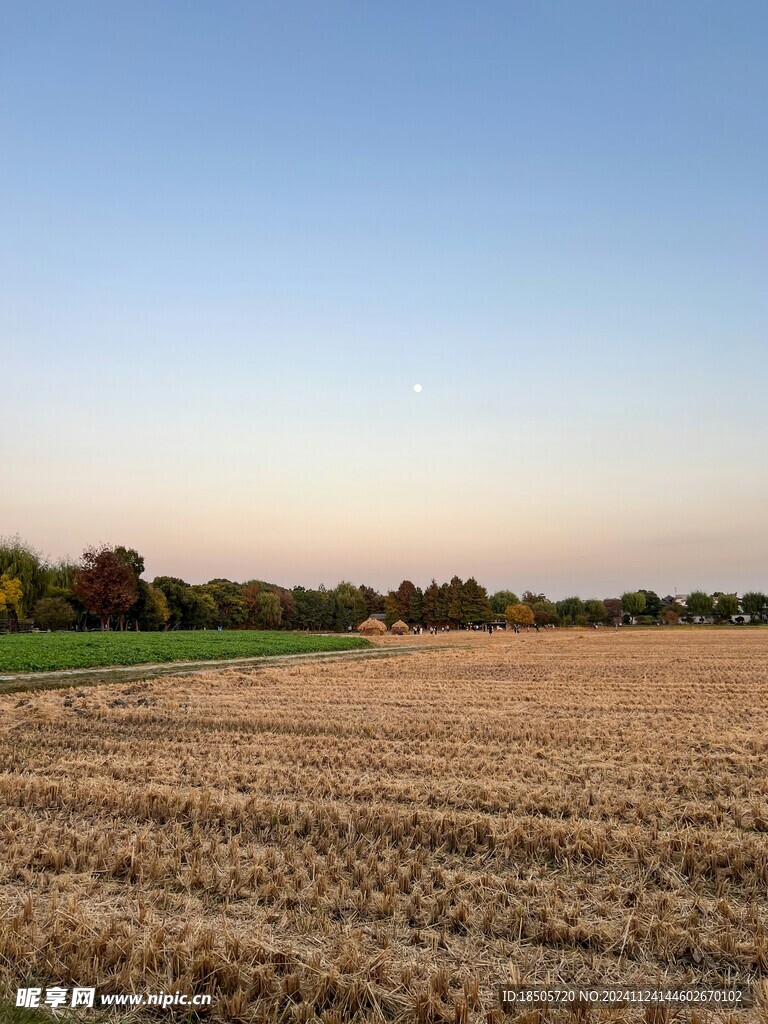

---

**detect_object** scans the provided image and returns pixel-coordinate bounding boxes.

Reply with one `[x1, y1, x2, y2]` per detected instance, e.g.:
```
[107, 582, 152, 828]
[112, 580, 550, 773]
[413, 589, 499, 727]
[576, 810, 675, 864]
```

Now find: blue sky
[2, 1, 766, 596]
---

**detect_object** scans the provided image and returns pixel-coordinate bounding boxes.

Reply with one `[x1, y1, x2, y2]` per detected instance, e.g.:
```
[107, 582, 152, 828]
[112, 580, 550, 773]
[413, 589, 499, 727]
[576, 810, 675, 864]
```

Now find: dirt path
[0, 643, 447, 696]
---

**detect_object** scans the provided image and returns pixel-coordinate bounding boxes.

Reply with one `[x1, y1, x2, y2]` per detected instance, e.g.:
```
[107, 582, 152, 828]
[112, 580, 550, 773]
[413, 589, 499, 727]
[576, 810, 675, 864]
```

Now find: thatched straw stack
[390, 620, 410, 635]
[357, 617, 387, 635]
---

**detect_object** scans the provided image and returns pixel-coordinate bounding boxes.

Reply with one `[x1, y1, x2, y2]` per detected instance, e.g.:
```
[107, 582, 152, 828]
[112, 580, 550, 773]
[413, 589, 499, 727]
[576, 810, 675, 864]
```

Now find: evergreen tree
[422, 580, 440, 624]
[447, 576, 464, 624]
[407, 586, 424, 625]
[461, 577, 492, 622]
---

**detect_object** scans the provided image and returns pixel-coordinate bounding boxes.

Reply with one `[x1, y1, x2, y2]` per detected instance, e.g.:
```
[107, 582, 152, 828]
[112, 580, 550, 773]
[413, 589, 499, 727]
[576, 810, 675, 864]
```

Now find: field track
[0, 630, 370, 675]
[0, 642, 431, 695]
[1, 628, 767, 1022]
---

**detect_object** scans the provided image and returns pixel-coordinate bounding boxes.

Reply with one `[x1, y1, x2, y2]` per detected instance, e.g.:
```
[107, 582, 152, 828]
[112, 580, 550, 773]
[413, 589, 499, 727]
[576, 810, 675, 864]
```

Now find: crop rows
[0, 629, 767, 1021]
[0, 630, 369, 673]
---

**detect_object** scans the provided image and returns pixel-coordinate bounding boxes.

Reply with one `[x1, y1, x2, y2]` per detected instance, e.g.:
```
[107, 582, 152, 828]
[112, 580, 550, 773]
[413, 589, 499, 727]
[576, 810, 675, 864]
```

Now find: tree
[135, 581, 170, 631]
[242, 581, 264, 623]
[148, 586, 170, 629]
[447, 576, 464, 625]
[637, 590, 662, 619]
[385, 580, 419, 626]
[714, 593, 739, 621]
[358, 584, 385, 616]
[114, 546, 145, 581]
[48, 559, 77, 591]
[254, 591, 282, 629]
[291, 586, 333, 631]
[242, 580, 293, 628]
[741, 592, 767, 623]
[33, 597, 76, 631]
[0, 536, 48, 617]
[505, 603, 534, 627]
[620, 591, 646, 624]
[332, 581, 367, 631]
[490, 590, 519, 615]
[395, 580, 417, 623]
[153, 576, 195, 628]
[187, 589, 218, 629]
[436, 582, 450, 623]
[44, 559, 84, 626]
[603, 598, 622, 623]
[661, 597, 685, 621]
[200, 579, 248, 628]
[740, 592, 765, 621]
[663, 608, 680, 624]
[422, 580, 441, 625]
[384, 592, 401, 628]
[114, 546, 146, 629]
[461, 577, 492, 623]
[686, 591, 713, 622]
[384, 581, 416, 625]
[556, 596, 585, 626]
[407, 586, 424, 626]
[530, 599, 558, 626]
[0, 575, 24, 631]
[73, 547, 138, 631]
[584, 599, 609, 625]
[272, 586, 295, 627]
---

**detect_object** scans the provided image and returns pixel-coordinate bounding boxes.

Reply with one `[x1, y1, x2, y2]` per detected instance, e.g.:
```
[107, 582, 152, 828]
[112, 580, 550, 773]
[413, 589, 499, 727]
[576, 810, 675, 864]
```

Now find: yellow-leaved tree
[0, 574, 24, 632]
[505, 602, 534, 627]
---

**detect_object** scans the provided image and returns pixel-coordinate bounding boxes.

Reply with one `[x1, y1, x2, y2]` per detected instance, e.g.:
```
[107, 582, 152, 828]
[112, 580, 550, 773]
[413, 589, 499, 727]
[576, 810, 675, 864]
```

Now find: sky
[1, 1, 767, 598]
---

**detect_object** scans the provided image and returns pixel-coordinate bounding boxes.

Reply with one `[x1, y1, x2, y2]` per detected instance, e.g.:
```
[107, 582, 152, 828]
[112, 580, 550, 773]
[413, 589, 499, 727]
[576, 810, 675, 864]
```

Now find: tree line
[1, 536, 765, 632]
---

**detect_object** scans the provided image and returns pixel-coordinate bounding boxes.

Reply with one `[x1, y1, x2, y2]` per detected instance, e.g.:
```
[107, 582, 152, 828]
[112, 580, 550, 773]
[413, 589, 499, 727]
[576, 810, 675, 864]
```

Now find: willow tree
[0, 536, 49, 617]
[741, 592, 767, 623]
[620, 591, 646, 625]
[254, 590, 282, 629]
[686, 591, 713, 621]
[490, 590, 520, 614]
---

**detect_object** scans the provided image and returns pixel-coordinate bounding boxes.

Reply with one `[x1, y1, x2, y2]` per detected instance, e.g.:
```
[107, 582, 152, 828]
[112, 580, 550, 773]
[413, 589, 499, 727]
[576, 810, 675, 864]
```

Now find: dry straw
[1, 629, 767, 1022]
[357, 617, 387, 635]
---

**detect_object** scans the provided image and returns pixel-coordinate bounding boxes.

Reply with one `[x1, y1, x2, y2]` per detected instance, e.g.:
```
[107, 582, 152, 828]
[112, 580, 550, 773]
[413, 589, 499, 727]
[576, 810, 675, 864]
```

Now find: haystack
[358, 617, 387, 635]
[390, 619, 409, 635]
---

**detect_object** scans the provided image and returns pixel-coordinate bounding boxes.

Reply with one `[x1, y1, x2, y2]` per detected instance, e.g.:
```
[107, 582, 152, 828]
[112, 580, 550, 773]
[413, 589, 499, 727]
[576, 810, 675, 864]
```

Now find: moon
[413, 384, 423, 393]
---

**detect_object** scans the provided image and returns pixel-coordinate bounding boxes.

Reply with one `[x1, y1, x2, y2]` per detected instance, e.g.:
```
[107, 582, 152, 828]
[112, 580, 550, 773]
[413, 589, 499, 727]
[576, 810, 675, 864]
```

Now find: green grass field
[0, 631, 370, 673]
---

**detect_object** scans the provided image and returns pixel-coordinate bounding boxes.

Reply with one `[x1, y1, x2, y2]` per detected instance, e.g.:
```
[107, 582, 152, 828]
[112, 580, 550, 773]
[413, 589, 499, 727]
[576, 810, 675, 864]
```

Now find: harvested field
[1, 629, 767, 1022]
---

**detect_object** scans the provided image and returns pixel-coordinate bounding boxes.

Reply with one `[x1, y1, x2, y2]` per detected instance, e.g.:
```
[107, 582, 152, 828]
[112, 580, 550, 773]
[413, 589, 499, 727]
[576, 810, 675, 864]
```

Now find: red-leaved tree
[73, 546, 139, 631]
